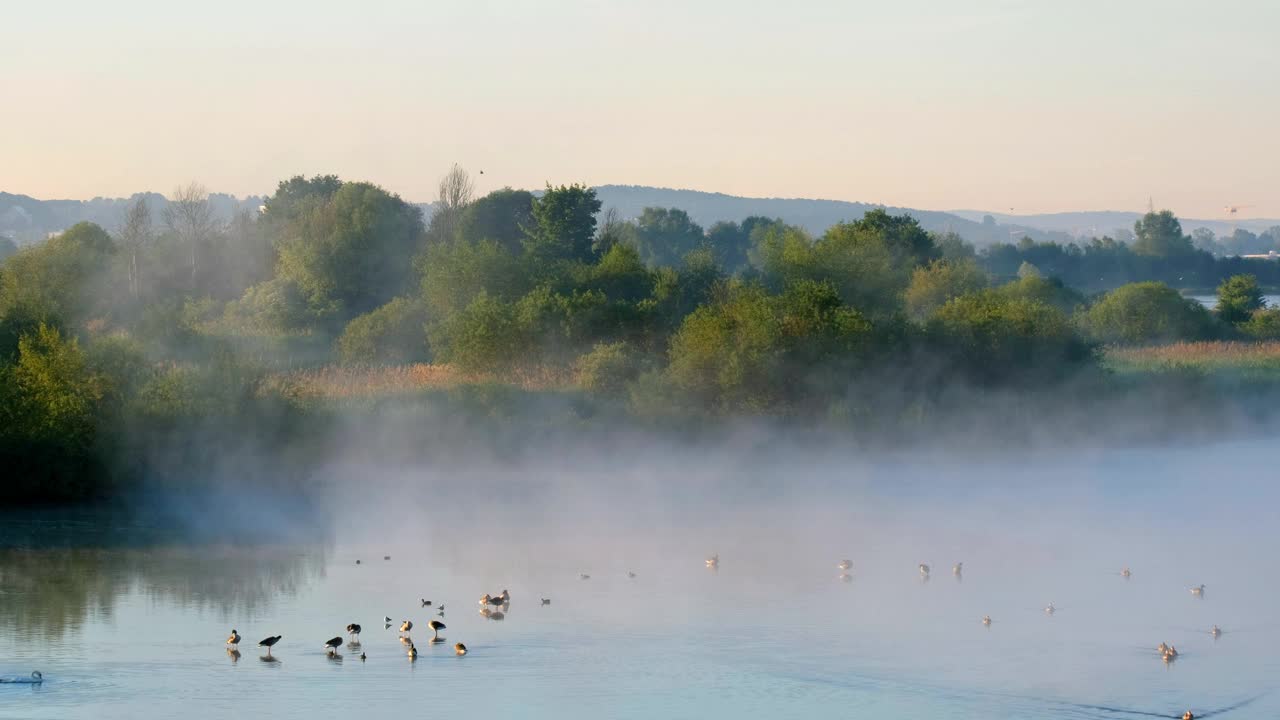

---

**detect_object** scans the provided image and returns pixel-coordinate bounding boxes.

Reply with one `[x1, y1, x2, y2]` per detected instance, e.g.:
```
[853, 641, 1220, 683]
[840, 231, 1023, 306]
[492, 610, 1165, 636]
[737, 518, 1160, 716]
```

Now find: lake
[1188, 294, 1280, 309]
[2, 441, 1278, 719]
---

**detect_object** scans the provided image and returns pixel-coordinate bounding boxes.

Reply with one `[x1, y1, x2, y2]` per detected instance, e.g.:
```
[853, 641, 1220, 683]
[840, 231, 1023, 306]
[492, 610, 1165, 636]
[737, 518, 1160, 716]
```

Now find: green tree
[1132, 210, 1194, 257]
[905, 259, 988, 320]
[631, 207, 706, 268]
[1215, 273, 1265, 324]
[336, 297, 429, 365]
[428, 292, 523, 372]
[456, 188, 535, 253]
[1241, 308, 1280, 340]
[525, 184, 602, 262]
[1077, 281, 1218, 344]
[994, 274, 1084, 313]
[0, 236, 16, 262]
[421, 239, 528, 319]
[575, 341, 643, 396]
[275, 181, 425, 321]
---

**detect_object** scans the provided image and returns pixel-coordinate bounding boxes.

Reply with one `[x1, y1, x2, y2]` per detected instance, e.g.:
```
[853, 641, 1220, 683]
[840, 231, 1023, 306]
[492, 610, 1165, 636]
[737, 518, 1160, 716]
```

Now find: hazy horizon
[3, 1, 1277, 219]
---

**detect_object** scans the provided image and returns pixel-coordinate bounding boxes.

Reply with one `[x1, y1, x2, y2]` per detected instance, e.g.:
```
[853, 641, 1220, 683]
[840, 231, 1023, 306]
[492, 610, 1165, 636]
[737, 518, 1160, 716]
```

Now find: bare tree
[118, 197, 153, 300]
[430, 164, 474, 243]
[162, 182, 218, 290]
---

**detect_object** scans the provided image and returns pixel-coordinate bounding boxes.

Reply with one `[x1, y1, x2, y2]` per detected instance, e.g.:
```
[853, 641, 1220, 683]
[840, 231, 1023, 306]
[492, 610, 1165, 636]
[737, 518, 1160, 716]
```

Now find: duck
[258, 635, 282, 656]
[359, 652, 366, 661]
[428, 619, 446, 640]
[706, 554, 719, 569]
[421, 598, 432, 607]
[400, 620, 413, 635]
[346, 623, 362, 642]
[541, 597, 551, 606]
[1163, 645, 1179, 661]
[407, 642, 418, 660]
[837, 560, 852, 571]
[628, 571, 637, 579]
[324, 637, 342, 655]
[982, 615, 992, 627]
[1158, 642, 1170, 655]
[226, 629, 241, 648]
[384, 555, 391, 561]
[454, 642, 467, 656]
[1190, 584, 1205, 597]
[580, 573, 591, 580]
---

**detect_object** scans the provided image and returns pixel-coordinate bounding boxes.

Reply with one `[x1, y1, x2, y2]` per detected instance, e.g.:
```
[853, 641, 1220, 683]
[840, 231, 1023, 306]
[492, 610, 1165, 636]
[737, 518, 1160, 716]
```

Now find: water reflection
[0, 515, 328, 640]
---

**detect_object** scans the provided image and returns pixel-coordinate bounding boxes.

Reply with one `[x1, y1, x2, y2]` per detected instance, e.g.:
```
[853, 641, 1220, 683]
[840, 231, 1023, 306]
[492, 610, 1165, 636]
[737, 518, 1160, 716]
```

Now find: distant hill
[947, 209, 1280, 239]
[0, 191, 263, 245]
[591, 185, 1073, 247]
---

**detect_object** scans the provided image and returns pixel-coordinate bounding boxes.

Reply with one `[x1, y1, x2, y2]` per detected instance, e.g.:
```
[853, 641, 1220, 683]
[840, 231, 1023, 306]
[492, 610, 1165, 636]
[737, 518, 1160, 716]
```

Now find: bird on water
[407, 642, 418, 660]
[706, 554, 719, 569]
[421, 599, 432, 607]
[838, 560, 852, 571]
[324, 637, 342, 655]
[1190, 584, 1205, 597]
[258, 635, 282, 656]
[982, 615, 992, 627]
[455, 642, 467, 656]
[918, 563, 930, 577]
[346, 624, 361, 642]
[953, 562, 963, 576]
[541, 597, 551, 605]
[400, 620, 413, 635]
[226, 629, 241, 648]
[428, 619, 446, 640]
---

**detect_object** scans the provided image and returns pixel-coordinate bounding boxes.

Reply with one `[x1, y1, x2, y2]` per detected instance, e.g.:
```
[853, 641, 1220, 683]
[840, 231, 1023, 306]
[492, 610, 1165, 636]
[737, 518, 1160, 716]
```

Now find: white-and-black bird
[258, 635, 282, 655]
[346, 623, 361, 642]
[400, 620, 413, 635]
[226, 629, 241, 648]
[428, 619, 446, 640]
[541, 597, 551, 605]
[454, 642, 467, 656]
[919, 563, 931, 577]
[324, 637, 342, 655]
[407, 642, 418, 660]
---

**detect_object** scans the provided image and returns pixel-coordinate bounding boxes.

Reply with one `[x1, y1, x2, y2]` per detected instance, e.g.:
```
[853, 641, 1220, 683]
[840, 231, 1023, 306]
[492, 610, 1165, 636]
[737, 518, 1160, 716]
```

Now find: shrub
[1076, 282, 1219, 345]
[336, 297, 428, 366]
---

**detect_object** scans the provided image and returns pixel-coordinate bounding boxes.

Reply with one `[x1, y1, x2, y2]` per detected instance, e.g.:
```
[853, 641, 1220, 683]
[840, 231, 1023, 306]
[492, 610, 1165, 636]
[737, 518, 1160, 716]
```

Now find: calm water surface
[2, 443, 1278, 719]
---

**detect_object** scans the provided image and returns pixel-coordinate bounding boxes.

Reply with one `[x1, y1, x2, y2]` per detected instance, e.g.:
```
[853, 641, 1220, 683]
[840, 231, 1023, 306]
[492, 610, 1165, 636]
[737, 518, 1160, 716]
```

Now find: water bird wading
[346, 623, 361, 642]
[324, 637, 342, 655]
[258, 635, 282, 655]
[400, 620, 413, 635]
[226, 629, 240, 648]
[428, 620, 446, 640]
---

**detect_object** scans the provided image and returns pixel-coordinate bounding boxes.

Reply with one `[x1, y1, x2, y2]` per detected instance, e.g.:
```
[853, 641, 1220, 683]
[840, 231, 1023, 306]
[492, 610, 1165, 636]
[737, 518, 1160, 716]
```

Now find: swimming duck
[1183, 712, 1194, 720]
[258, 635, 282, 656]
[226, 629, 241, 648]
[407, 643, 418, 660]
[384, 616, 393, 624]
[324, 637, 342, 654]
[628, 571, 637, 579]
[421, 599, 432, 607]
[346, 623, 362, 642]
[455, 642, 467, 656]
[360, 652, 366, 661]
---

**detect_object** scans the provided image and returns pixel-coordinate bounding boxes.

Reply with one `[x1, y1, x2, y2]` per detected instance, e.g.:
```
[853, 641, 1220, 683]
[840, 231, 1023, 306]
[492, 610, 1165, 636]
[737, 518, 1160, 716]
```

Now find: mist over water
[3, 437, 1277, 719]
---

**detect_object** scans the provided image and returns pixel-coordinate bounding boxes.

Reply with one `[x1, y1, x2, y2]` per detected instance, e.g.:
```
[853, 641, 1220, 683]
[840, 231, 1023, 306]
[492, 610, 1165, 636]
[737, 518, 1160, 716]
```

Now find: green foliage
[429, 292, 523, 372]
[905, 259, 988, 320]
[993, 274, 1084, 313]
[226, 277, 317, 333]
[1077, 282, 1219, 345]
[1241, 308, 1280, 340]
[0, 236, 16, 262]
[928, 291, 1095, 385]
[421, 239, 528, 318]
[631, 207, 706, 267]
[1215, 274, 1265, 324]
[337, 297, 429, 366]
[275, 182, 424, 321]
[575, 341, 643, 395]
[525, 184, 602, 262]
[933, 231, 977, 262]
[705, 217, 786, 274]
[0, 222, 116, 330]
[1132, 210, 1194, 257]
[456, 188, 535, 252]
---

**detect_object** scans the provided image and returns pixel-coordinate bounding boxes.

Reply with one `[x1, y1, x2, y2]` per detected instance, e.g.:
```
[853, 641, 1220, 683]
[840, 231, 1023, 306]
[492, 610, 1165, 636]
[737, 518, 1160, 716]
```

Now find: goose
[428, 619, 446, 640]
[454, 642, 467, 656]
[706, 554, 719, 569]
[953, 562, 963, 576]
[346, 623, 362, 642]
[541, 597, 551, 606]
[226, 629, 241, 648]
[324, 637, 342, 655]
[982, 615, 992, 626]
[400, 620, 413, 635]
[838, 559, 853, 571]
[1190, 584, 1205, 597]
[258, 635, 282, 656]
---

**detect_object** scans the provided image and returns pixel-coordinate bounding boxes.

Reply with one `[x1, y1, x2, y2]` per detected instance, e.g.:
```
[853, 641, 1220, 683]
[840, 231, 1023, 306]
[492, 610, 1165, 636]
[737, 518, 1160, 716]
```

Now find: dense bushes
[1077, 282, 1219, 345]
[337, 298, 428, 366]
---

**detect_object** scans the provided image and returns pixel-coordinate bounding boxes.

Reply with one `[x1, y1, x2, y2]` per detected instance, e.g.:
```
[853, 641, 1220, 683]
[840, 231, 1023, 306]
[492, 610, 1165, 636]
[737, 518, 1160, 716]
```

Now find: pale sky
[2, 0, 1277, 218]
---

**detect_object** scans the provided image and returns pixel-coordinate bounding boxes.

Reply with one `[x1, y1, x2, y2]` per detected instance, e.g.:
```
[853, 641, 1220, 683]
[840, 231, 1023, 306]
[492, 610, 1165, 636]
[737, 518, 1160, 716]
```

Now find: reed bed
[265, 363, 574, 399]
[1105, 341, 1280, 373]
